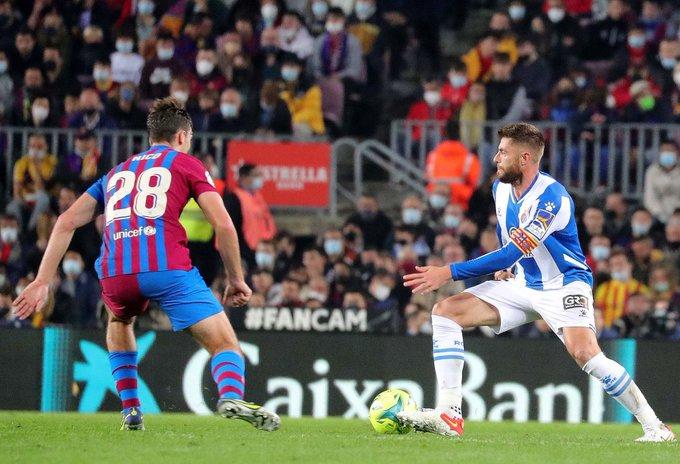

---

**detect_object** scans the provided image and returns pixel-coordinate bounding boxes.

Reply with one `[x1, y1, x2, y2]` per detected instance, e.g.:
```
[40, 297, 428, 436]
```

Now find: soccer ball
[369, 388, 417, 434]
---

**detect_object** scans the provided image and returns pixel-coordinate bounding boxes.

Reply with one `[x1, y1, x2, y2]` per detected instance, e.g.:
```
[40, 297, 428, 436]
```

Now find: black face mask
[83, 107, 98, 116]
[43, 26, 58, 37]
[344, 231, 356, 242]
[43, 59, 57, 72]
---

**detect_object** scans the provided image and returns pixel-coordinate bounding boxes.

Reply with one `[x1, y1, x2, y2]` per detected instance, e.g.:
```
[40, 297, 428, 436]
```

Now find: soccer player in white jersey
[399, 123, 675, 442]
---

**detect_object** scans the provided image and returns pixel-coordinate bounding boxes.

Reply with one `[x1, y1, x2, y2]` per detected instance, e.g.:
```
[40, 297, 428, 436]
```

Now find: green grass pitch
[0, 413, 676, 464]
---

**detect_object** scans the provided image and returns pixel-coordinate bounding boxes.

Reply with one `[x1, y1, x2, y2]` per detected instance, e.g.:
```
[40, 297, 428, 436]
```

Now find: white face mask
[255, 252, 274, 269]
[429, 194, 448, 209]
[0, 227, 18, 243]
[280, 27, 297, 41]
[251, 176, 264, 190]
[171, 90, 189, 104]
[261, 3, 278, 22]
[355, 1, 376, 21]
[32, 106, 49, 122]
[371, 284, 391, 301]
[312, 1, 329, 19]
[93, 68, 111, 81]
[116, 40, 134, 53]
[448, 74, 467, 88]
[196, 59, 215, 76]
[326, 21, 344, 34]
[402, 208, 422, 225]
[157, 46, 174, 60]
[444, 214, 461, 229]
[62, 259, 83, 276]
[29, 148, 46, 159]
[424, 90, 441, 106]
[508, 5, 526, 20]
[547, 8, 565, 23]
[0, 60, 8, 74]
[220, 102, 238, 118]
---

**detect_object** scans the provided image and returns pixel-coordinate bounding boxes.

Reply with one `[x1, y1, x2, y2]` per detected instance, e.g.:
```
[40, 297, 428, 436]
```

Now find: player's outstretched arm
[196, 191, 252, 307]
[403, 243, 524, 295]
[13, 193, 99, 320]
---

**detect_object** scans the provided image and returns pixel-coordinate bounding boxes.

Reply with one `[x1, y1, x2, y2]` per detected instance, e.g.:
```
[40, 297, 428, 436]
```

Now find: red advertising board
[226, 140, 331, 208]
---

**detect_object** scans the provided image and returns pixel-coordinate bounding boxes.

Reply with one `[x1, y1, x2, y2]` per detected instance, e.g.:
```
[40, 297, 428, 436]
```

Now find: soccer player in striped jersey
[399, 123, 675, 443]
[14, 97, 280, 432]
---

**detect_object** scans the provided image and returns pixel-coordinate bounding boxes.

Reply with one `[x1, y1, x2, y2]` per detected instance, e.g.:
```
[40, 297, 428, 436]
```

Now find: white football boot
[397, 406, 464, 437]
[635, 424, 676, 443]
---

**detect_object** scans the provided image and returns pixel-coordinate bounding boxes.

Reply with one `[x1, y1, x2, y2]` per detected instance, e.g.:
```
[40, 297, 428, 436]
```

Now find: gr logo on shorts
[563, 295, 588, 312]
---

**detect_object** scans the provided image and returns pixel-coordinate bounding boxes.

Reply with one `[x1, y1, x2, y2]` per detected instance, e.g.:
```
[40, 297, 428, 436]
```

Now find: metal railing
[390, 120, 680, 199]
[0, 127, 427, 218]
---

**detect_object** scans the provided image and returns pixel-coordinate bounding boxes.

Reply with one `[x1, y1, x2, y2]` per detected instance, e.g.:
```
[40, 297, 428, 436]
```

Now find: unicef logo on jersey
[113, 225, 157, 240]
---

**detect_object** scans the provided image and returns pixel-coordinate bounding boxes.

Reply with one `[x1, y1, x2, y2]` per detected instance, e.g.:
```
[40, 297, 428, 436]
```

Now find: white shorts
[464, 279, 596, 341]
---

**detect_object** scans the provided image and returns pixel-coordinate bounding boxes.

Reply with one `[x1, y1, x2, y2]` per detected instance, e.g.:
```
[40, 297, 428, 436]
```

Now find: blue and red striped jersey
[86, 145, 217, 279]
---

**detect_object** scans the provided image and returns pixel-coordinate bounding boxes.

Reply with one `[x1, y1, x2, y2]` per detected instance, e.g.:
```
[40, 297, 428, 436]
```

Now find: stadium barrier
[0, 127, 425, 217]
[2, 327, 678, 423]
[390, 120, 680, 200]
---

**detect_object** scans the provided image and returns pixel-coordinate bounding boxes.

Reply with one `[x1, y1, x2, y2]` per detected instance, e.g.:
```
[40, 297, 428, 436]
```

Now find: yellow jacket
[280, 84, 325, 135]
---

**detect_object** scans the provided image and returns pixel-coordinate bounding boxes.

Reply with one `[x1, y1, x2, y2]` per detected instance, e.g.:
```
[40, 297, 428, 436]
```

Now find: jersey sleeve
[508, 186, 571, 257]
[181, 154, 218, 200]
[85, 176, 106, 206]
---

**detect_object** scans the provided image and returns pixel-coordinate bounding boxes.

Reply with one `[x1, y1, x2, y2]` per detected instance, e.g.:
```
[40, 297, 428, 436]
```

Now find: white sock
[432, 314, 464, 412]
[582, 352, 661, 430]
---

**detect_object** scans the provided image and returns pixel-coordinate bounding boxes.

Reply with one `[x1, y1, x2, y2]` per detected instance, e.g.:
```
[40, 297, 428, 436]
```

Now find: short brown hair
[497, 123, 545, 162]
[147, 97, 192, 143]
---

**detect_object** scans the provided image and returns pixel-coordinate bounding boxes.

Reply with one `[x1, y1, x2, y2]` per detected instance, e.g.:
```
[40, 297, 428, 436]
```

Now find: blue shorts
[101, 267, 223, 331]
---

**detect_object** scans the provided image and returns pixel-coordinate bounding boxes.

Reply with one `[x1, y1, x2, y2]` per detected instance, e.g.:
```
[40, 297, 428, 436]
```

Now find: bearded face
[494, 137, 523, 184]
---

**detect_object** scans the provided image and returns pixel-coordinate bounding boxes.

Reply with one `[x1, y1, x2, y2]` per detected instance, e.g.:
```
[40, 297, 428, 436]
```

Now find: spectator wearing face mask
[427, 184, 451, 223]
[279, 52, 325, 136]
[224, 163, 277, 266]
[279, 10, 314, 60]
[9, 27, 42, 82]
[168, 76, 192, 108]
[306, 0, 330, 37]
[246, 80, 292, 134]
[136, 0, 157, 42]
[254, 240, 277, 273]
[191, 88, 218, 131]
[75, 25, 107, 82]
[604, 192, 630, 246]
[189, 49, 227, 98]
[644, 140, 680, 224]
[322, 228, 347, 265]
[507, 0, 531, 35]
[21, 94, 58, 128]
[92, 58, 117, 101]
[42, 46, 73, 105]
[648, 265, 677, 304]
[55, 129, 103, 190]
[398, 195, 435, 255]
[441, 58, 471, 112]
[0, 215, 25, 284]
[424, 122, 480, 211]
[649, 39, 680, 94]
[68, 88, 117, 130]
[209, 87, 247, 132]
[610, 26, 649, 82]
[139, 32, 185, 104]
[595, 248, 650, 327]
[405, 76, 452, 144]
[8, 134, 56, 232]
[367, 270, 400, 334]
[344, 195, 393, 251]
[106, 82, 147, 130]
[111, 30, 144, 85]
[14, 66, 44, 124]
[49, 251, 100, 328]
[620, 79, 669, 123]
[586, 235, 611, 284]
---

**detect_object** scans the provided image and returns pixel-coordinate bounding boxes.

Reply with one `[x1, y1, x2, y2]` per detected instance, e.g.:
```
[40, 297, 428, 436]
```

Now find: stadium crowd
[0, 0, 680, 340]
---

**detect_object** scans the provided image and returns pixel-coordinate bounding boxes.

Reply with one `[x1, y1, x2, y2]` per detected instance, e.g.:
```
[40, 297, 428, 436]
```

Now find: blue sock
[109, 351, 141, 411]
[211, 351, 245, 400]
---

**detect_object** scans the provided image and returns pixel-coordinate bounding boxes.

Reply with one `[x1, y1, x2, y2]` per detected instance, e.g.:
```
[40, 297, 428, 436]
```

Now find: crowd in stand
[0, 0, 680, 340]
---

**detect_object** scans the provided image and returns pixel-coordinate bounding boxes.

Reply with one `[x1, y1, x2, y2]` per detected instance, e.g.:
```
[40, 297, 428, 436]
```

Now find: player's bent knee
[568, 346, 601, 367]
[432, 296, 468, 327]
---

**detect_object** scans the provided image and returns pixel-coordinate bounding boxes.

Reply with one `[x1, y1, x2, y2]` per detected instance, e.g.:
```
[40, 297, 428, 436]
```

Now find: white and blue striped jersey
[449, 172, 592, 290]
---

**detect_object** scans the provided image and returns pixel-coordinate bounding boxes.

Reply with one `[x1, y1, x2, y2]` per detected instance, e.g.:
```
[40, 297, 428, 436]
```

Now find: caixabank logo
[36, 329, 650, 424]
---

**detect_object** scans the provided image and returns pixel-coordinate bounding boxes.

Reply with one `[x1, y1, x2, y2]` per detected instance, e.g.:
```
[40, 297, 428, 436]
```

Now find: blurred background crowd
[0, 0, 679, 341]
